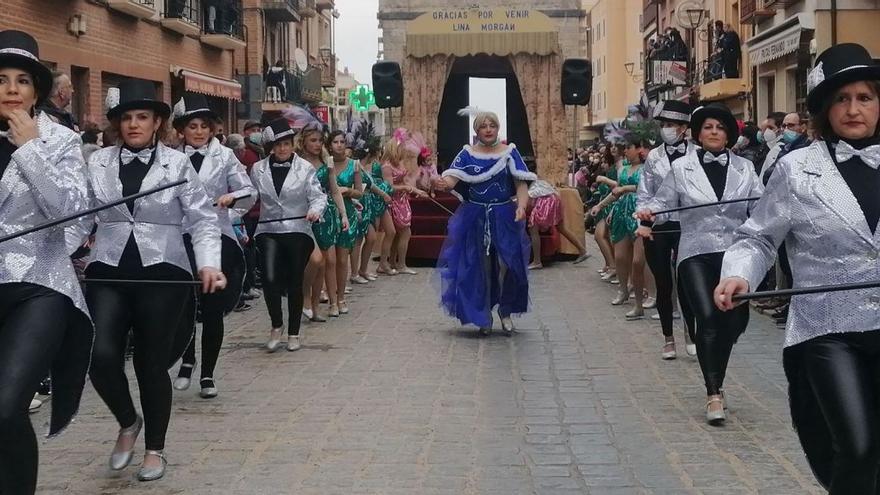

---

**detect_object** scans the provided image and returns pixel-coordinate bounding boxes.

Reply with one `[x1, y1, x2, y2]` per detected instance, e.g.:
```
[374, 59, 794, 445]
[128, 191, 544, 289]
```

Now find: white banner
[651, 60, 688, 87]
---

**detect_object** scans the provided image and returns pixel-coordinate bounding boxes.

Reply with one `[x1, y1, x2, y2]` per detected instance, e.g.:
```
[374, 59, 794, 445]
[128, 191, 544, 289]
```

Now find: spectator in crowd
[80, 129, 101, 163]
[101, 123, 118, 147]
[237, 121, 264, 302]
[265, 61, 288, 102]
[719, 24, 741, 78]
[648, 28, 687, 62]
[753, 112, 785, 171]
[733, 123, 763, 167]
[39, 70, 78, 131]
[204, 0, 235, 35]
[760, 112, 811, 183]
[214, 117, 226, 144]
[224, 133, 244, 151]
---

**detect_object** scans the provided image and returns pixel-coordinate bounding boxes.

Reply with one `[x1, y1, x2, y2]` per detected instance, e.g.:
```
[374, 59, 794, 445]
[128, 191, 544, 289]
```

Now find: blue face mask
[781, 129, 800, 144]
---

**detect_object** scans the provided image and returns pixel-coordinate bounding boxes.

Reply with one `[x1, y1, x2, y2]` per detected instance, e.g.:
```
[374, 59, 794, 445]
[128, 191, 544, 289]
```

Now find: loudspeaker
[561, 58, 592, 106]
[372, 61, 403, 108]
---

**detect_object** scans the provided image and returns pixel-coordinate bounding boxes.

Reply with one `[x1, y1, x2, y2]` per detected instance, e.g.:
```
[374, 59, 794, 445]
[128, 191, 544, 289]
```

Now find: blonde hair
[381, 137, 403, 166]
[295, 127, 332, 164]
[472, 112, 500, 133]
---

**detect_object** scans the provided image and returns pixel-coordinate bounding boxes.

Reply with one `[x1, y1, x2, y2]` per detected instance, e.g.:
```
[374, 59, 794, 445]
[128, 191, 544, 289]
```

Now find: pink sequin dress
[389, 164, 412, 228]
[416, 163, 438, 192]
[529, 193, 563, 230]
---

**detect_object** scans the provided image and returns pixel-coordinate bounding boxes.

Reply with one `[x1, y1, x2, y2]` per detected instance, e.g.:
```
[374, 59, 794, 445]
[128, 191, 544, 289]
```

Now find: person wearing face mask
[170, 92, 256, 399]
[238, 120, 264, 301]
[636, 103, 763, 425]
[715, 44, 880, 494]
[0, 30, 93, 495]
[76, 79, 225, 482]
[433, 107, 536, 335]
[754, 112, 785, 174]
[760, 112, 811, 184]
[636, 100, 697, 360]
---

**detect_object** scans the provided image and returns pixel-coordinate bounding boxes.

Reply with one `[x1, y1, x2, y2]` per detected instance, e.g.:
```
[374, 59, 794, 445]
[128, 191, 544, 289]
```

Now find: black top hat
[106, 79, 171, 120]
[690, 102, 739, 149]
[262, 117, 295, 146]
[0, 30, 53, 103]
[807, 43, 880, 114]
[172, 91, 217, 127]
[653, 100, 691, 124]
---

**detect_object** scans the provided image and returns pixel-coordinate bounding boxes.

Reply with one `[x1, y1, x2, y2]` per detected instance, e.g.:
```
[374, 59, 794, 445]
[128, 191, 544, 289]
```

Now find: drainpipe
[831, 0, 838, 45]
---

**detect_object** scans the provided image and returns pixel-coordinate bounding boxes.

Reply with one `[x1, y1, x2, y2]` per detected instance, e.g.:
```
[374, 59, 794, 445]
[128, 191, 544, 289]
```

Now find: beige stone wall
[378, 0, 586, 63]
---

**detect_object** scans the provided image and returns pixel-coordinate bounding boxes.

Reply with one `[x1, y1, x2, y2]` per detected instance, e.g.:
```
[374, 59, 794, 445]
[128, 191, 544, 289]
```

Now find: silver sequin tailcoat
[0, 113, 93, 437]
[1, 113, 89, 316]
[82, 143, 221, 271]
[249, 154, 327, 239]
[721, 141, 880, 347]
[641, 149, 763, 263]
[182, 138, 256, 242]
[637, 142, 697, 225]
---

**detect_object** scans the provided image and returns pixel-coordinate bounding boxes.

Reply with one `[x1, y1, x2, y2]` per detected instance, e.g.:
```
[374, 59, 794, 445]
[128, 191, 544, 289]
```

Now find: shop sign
[312, 105, 330, 124]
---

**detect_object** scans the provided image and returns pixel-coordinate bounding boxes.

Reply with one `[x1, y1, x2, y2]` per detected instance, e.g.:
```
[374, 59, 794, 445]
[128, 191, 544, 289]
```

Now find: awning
[746, 14, 814, 66]
[406, 8, 559, 57]
[173, 67, 242, 101]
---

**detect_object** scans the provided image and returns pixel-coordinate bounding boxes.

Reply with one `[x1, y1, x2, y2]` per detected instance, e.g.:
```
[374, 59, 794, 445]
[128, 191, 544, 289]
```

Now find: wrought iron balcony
[321, 55, 335, 88]
[262, 0, 301, 22]
[763, 0, 800, 7]
[161, 0, 201, 36]
[107, 0, 156, 19]
[200, 0, 246, 50]
[263, 65, 323, 109]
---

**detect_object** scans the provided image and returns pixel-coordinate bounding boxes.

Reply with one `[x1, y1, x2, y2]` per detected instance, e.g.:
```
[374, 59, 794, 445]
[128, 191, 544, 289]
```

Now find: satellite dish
[294, 49, 308, 72]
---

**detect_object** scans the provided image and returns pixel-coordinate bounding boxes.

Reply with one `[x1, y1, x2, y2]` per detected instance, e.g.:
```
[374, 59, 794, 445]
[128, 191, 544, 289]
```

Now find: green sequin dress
[357, 169, 377, 237]
[609, 164, 642, 244]
[371, 162, 391, 217]
[335, 159, 360, 249]
[312, 164, 341, 251]
[593, 165, 618, 222]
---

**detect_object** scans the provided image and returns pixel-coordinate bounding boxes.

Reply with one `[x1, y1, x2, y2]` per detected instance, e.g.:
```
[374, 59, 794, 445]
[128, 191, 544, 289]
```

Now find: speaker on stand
[561, 58, 593, 157]
[372, 61, 403, 137]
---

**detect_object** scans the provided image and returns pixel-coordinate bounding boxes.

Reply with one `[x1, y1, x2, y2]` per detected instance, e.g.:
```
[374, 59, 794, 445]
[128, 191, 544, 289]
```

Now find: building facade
[1, 0, 246, 129]
[237, 0, 338, 128]
[643, 0, 751, 120]
[743, 0, 880, 119]
[333, 66, 386, 137]
[586, 0, 644, 133]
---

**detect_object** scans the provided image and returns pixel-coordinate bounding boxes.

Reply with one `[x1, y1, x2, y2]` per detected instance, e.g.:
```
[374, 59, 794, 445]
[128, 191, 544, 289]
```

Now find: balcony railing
[300, 0, 317, 17]
[161, 0, 201, 35]
[200, 0, 246, 49]
[264, 65, 323, 106]
[107, 0, 156, 19]
[763, 0, 800, 7]
[262, 0, 301, 22]
[321, 56, 335, 87]
[741, 0, 776, 24]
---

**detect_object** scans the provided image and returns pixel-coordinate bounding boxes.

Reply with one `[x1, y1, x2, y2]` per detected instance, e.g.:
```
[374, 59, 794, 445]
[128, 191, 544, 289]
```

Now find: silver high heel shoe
[136, 450, 167, 481]
[498, 310, 515, 334]
[706, 397, 726, 425]
[109, 415, 143, 470]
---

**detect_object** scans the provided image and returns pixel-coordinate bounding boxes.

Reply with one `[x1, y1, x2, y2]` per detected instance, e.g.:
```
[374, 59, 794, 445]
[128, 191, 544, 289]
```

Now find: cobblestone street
[35, 257, 823, 494]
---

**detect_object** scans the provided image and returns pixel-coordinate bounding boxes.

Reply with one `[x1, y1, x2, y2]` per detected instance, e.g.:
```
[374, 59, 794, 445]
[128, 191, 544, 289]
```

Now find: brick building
[1, 0, 246, 130]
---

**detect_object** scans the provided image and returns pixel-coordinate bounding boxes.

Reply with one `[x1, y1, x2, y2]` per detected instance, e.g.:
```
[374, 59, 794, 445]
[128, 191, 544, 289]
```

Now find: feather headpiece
[345, 118, 381, 158]
[281, 104, 327, 133]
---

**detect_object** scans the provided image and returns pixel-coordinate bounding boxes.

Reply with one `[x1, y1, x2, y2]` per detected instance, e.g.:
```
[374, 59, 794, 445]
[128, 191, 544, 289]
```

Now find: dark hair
[741, 123, 759, 143]
[810, 80, 880, 140]
[714, 20, 723, 28]
[173, 116, 218, 133]
[623, 134, 649, 149]
[81, 130, 99, 144]
[767, 112, 786, 128]
[108, 112, 170, 146]
[325, 130, 345, 152]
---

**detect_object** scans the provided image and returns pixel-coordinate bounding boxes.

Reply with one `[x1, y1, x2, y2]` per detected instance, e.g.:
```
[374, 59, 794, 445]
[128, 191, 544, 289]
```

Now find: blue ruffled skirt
[437, 201, 530, 328]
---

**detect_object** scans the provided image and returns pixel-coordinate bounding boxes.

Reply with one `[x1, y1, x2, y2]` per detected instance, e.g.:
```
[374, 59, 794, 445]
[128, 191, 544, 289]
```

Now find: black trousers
[792, 331, 880, 494]
[242, 216, 258, 292]
[182, 236, 244, 380]
[0, 283, 68, 495]
[643, 222, 696, 339]
[257, 233, 314, 334]
[86, 262, 191, 451]
[678, 252, 749, 395]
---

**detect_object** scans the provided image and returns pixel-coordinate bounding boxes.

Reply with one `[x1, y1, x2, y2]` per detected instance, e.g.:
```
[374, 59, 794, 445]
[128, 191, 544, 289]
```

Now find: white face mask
[660, 127, 683, 145]
[762, 128, 779, 145]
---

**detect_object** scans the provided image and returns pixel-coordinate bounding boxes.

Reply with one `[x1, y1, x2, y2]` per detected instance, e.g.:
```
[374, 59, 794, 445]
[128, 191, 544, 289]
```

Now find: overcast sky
[334, 1, 506, 140]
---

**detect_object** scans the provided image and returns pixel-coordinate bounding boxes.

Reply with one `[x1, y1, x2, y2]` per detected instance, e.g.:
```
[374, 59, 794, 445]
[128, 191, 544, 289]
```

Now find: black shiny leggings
[678, 252, 749, 395]
[182, 236, 244, 380]
[257, 233, 314, 334]
[0, 283, 67, 495]
[643, 222, 696, 339]
[799, 332, 880, 494]
[86, 263, 191, 451]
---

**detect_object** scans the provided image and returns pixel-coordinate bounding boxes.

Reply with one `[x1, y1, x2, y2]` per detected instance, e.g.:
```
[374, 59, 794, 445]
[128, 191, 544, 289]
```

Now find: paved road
[34, 256, 823, 494]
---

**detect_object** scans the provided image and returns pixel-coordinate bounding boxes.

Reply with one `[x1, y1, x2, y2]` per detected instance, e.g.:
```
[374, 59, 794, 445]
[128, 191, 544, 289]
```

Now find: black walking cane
[213, 193, 252, 207]
[732, 280, 880, 302]
[650, 196, 761, 216]
[0, 179, 187, 244]
[232, 215, 307, 227]
[80, 279, 204, 286]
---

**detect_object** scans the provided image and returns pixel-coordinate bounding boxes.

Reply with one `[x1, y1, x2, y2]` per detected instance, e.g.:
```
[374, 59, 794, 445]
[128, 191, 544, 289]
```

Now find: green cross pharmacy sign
[349, 85, 375, 112]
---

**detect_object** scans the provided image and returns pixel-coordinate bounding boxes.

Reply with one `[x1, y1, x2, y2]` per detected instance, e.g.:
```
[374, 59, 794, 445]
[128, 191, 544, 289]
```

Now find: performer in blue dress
[433, 107, 536, 334]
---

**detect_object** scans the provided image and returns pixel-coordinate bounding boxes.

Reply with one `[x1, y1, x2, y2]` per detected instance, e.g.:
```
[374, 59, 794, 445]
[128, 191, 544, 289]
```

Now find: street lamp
[319, 46, 332, 66]
[685, 9, 706, 30]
